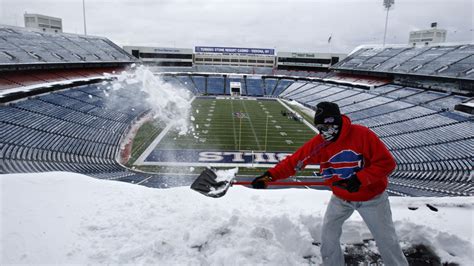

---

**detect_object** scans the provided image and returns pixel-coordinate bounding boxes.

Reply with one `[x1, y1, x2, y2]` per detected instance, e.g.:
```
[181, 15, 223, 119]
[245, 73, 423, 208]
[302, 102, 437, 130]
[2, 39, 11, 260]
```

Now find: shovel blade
[190, 168, 231, 198]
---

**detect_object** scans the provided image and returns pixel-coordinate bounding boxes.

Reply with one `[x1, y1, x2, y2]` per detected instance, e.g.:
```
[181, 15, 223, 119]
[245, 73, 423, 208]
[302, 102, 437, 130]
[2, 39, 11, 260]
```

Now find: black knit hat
[314, 102, 342, 126]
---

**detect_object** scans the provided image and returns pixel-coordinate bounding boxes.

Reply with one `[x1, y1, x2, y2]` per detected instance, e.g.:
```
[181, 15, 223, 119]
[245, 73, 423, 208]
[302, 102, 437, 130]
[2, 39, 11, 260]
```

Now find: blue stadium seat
[0, 26, 135, 66]
[279, 81, 307, 97]
[245, 77, 264, 96]
[175, 75, 199, 94]
[332, 44, 474, 80]
[272, 79, 294, 96]
[263, 78, 278, 96]
[207, 76, 225, 95]
[191, 76, 206, 94]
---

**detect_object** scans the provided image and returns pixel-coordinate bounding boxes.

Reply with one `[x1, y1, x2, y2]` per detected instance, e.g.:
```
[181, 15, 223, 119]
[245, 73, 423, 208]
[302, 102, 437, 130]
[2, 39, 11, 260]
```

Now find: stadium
[1, 1, 473, 265]
[1, 25, 472, 196]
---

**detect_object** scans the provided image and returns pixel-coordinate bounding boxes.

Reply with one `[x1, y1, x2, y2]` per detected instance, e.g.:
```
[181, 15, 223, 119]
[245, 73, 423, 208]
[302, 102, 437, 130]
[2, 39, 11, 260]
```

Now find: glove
[332, 174, 361, 193]
[251, 171, 273, 189]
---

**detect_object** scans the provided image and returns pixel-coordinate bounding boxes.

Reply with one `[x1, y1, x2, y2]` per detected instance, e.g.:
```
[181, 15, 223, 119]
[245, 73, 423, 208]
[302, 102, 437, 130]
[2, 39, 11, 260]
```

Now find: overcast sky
[1, 0, 472, 53]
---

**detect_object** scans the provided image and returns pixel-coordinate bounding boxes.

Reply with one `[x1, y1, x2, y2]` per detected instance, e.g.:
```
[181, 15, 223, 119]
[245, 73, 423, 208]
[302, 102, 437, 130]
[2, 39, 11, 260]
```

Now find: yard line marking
[241, 99, 262, 150]
[136, 176, 153, 185]
[230, 99, 238, 149]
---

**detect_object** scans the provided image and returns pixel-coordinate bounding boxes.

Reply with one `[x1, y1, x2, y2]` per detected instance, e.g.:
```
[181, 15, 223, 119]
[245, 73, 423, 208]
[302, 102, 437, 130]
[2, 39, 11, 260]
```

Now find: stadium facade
[122, 46, 193, 67]
[123, 44, 346, 73]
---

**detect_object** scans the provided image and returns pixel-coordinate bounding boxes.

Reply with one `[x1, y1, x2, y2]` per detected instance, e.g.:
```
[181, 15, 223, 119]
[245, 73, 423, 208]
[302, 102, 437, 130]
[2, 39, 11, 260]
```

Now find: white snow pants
[320, 192, 408, 266]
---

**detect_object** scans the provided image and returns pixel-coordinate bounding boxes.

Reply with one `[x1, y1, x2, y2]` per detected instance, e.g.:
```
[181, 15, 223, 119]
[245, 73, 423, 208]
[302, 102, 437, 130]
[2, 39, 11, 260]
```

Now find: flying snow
[103, 65, 193, 135]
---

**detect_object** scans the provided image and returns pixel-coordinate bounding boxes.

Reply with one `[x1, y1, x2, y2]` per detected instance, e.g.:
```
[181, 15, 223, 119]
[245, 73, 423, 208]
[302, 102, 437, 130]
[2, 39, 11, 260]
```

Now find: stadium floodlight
[383, 0, 394, 9]
[383, 0, 395, 47]
[82, 0, 87, 35]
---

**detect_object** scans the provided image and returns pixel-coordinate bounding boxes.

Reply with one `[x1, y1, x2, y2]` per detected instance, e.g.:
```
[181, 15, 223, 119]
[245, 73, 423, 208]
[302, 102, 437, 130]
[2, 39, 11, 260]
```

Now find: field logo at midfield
[232, 112, 249, 119]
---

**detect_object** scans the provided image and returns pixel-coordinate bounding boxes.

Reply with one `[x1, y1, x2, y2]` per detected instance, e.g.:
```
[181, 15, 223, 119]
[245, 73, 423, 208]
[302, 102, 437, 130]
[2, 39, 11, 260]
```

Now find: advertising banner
[195, 46, 275, 55]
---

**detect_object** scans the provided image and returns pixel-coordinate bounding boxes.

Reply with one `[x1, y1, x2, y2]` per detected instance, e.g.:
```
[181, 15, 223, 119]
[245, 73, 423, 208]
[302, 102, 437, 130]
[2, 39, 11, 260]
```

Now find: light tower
[82, 0, 87, 35]
[383, 0, 394, 47]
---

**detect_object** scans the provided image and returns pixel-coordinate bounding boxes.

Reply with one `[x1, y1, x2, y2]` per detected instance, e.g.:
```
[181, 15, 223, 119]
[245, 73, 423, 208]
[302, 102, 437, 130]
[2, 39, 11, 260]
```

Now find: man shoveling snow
[250, 101, 408, 265]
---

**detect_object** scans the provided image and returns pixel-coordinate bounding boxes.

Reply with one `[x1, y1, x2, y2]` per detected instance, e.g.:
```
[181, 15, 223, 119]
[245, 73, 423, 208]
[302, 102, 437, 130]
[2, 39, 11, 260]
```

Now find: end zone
[138, 149, 319, 169]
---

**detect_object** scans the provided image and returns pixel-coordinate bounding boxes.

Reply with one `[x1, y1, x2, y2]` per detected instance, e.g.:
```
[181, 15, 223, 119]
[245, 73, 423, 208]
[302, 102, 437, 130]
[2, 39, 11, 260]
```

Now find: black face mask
[316, 124, 340, 141]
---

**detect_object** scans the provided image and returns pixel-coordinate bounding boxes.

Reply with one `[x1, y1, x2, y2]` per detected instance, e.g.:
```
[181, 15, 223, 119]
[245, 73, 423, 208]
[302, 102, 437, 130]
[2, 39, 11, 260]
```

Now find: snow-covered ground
[1, 172, 473, 265]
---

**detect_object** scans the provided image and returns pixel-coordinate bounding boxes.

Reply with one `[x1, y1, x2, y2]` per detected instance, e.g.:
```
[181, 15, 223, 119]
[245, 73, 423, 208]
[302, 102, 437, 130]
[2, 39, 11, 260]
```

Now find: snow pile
[103, 65, 193, 135]
[1, 172, 473, 265]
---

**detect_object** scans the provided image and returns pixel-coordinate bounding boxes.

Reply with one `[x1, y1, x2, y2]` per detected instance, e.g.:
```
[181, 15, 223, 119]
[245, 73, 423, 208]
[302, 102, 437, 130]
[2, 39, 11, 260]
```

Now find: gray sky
[1, 0, 472, 53]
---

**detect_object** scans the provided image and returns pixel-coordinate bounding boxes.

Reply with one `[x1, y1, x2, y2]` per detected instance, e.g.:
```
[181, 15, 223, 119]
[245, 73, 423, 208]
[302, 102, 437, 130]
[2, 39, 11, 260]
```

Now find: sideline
[240, 99, 262, 150]
[277, 98, 318, 133]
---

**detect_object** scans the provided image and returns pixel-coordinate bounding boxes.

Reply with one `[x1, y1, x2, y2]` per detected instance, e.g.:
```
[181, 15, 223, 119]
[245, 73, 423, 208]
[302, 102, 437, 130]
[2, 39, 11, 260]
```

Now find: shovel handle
[233, 181, 330, 186]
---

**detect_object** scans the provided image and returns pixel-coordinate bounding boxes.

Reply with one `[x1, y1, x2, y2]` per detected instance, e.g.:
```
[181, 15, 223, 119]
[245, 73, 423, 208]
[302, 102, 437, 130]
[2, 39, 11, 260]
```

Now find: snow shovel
[191, 168, 330, 198]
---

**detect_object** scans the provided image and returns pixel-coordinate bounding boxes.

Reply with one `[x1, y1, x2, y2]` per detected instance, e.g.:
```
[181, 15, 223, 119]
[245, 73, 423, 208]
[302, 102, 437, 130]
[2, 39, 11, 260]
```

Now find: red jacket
[268, 115, 396, 201]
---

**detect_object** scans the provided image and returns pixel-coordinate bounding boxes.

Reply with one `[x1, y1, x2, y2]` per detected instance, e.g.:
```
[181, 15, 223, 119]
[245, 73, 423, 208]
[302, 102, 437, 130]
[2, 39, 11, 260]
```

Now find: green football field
[131, 97, 318, 175]
[157, 97, 316, 152]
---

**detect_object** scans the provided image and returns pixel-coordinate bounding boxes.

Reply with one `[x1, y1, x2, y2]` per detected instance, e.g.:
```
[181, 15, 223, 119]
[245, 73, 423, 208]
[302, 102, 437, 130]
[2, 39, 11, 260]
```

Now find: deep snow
[1, 172, 473, 265]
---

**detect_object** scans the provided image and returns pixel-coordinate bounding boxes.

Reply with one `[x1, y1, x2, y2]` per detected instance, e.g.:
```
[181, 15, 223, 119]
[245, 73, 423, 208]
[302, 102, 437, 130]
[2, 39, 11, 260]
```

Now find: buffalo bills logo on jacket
[320, 150, 363, 179]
